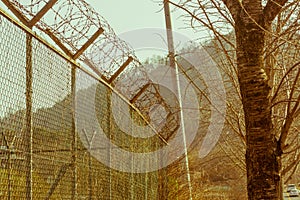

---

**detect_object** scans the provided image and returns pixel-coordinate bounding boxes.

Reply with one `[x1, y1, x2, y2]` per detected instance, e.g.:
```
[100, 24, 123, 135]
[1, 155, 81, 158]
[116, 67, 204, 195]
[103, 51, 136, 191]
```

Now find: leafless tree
[167, 0, 300, 199]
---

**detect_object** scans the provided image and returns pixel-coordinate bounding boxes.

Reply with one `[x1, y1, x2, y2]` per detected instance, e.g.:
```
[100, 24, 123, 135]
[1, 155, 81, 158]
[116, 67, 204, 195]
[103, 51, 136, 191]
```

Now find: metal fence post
[25, 34, 33, 200]
[107, 89, 112, 200]
[71, 65, 77, 199]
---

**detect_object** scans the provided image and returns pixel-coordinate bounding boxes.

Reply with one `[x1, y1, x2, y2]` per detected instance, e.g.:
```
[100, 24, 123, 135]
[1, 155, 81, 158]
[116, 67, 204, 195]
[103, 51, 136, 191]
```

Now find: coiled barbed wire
[7, 0, 150, 99]
[4, 0, 178, 141]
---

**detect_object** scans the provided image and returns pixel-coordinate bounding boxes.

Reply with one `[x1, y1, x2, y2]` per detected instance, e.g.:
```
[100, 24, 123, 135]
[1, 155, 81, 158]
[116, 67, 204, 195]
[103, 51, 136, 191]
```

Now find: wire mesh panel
[75, 70, 112, 199]
[75, 69, 161, 199]
[0, 12, 27, 200]
[0, 6, 163, 199]
[31, 37, 74, 199]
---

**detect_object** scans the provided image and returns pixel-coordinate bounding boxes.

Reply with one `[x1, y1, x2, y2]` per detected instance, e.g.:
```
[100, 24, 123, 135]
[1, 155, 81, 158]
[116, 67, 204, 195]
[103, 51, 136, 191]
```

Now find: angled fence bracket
[130, 83, 151, 103]
[45, 29, 73, 57]
[1, 0, 28, 25]
[28, 0, 58, 28]
[73, 28, 104, 59]
[108, 56, 133, 84]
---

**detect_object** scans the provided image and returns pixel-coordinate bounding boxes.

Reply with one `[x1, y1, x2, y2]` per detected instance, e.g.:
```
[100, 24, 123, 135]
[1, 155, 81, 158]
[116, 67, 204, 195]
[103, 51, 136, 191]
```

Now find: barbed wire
[7, 0, 151, 99]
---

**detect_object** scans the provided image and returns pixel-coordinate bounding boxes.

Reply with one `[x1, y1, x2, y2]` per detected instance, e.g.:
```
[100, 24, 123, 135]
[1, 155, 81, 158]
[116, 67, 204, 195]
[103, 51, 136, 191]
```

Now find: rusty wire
[0, 0, 187, 199]
[3, 0, 179, 140]
[6, 0, 150, 99]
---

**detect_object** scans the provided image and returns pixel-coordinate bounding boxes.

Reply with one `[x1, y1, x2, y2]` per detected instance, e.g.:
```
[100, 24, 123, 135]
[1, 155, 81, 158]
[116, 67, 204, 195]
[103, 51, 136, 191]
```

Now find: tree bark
[235, 5, 281, 200]
[170, 0, 290, 198]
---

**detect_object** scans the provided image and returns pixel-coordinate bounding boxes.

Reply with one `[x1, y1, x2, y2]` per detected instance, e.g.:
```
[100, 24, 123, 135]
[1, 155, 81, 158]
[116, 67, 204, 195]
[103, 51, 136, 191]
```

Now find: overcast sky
[87, 0, 198, 37]
[0, 1, 207, 116]
[88, 1, 165, 33]
[87, 0, 202, 60]
[0, 0, 201, 61]
[0, 0, 204, 60]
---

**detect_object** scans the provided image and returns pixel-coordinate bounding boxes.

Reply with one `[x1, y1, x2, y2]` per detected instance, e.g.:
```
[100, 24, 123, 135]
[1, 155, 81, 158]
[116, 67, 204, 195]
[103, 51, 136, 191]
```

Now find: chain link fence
[0, 9, 163, 199]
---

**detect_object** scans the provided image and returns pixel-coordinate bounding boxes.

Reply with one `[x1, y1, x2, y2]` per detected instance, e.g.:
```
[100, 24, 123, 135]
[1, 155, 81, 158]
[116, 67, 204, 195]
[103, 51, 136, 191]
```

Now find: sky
[0, 0, 205, 61]
[88, 1, 167, 34]
[86, 0, 203, 61]
[0, 0, 204, 116]
[87, 0, 198, 37]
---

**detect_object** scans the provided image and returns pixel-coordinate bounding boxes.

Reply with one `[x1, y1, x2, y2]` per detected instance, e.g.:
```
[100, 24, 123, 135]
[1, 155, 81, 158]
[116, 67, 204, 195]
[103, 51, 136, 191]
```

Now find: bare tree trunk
[235, 5, 281, 199]
[170, 0, 293, 199]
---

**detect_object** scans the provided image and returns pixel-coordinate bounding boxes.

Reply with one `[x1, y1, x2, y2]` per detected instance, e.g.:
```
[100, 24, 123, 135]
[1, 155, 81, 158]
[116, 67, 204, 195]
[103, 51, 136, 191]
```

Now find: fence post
[71, 65, 77, 199]
[25, 34, 33, 200]
[107, 89, 112, 200]
[88, 144, 92, 200]
[130, 108, 134, 200]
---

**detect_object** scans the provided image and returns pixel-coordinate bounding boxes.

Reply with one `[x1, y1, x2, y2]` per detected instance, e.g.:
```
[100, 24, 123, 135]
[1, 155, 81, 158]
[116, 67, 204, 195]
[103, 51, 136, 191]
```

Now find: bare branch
[286, 68, 300, 115]
[263, 0, 289, 24]
[221, 0, 242, 22]
[271, 61, 300, 102]
[271, 100, 299, 108]
[278, 68, 300, 150]
[284, 142, 300, 154]
[282, 151, 300, 177]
